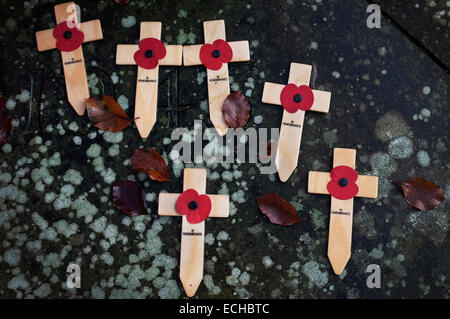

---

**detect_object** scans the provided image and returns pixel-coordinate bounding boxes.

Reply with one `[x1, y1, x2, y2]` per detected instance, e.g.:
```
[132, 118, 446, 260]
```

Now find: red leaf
[86, 95, 132, 132]
[394, 177, 445, 211]
[222, 90, 251, 129]
[0, 111, 12, 146]
[131, 148, 170, 182]
[113, 180, 148, 216]
[114, 0, 130, 5]
[256, 193, 301, 226]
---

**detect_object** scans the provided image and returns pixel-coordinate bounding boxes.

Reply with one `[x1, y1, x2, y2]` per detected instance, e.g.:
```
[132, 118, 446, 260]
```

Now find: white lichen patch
[302, 261, 329, 289]
[121, 16, 136, 28]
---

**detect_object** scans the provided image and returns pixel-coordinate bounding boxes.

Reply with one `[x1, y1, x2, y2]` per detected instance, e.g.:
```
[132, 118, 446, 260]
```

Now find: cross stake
[262, 62, 332, 182]
[183, 20, 250, 136]
[35, 2, 103, 115]
[158, 168, 229, 297]
[308, 148, 378, 274]
[116, 22, 182, 138]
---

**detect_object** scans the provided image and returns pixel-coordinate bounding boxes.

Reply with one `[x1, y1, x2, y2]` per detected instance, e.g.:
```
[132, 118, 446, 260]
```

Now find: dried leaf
[222, 90, 250, 129]
[86, 95, 132, 132]
[113, 180, 148, 216]
[256, 193, 301, 226]
[114, 0, 130, 5]
[394, 177, 445, 211]
[131, 148, 170, 182]
[0, 111, 12, 146]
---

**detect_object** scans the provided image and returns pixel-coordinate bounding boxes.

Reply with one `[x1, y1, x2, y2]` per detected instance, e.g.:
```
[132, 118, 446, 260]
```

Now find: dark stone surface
[0, 0, 448, 299]
[374, 0, 450, 69]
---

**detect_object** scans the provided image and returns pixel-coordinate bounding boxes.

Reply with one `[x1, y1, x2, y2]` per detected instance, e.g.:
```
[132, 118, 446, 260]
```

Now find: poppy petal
[185, 194, 211, 224]
[200, 43, 224, 71]
[176, 189, 199, 216]
[139, 37, 167, 59]
[280, 83, 300, 113]
[297, 85, 314, 111]
[330, 166, 358, 183]
[53, 21, 84, 52]
[327, 180, 359, 200]
[134, 50, 159, 69]
[52, 22, 67, 39]
[213, 39, 233, 63]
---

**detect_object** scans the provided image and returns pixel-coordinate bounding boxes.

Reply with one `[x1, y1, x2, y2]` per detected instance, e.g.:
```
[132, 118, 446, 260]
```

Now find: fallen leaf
[394, 177, 445, 211]
[256, 193, 301, 226]
[131, 148, 170, 182]
[86, 95, 132, 132]
[114, 0, 130, 5]
[113, 180, 148, 216]
[222, 90, 250, 129]
[0, 111, 12, 146]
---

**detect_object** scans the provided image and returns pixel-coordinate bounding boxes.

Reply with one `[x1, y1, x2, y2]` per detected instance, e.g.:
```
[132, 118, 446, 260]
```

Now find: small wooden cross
[308, 148, 378, 274]
[116, 22, 182, 138]
[183, 20, 250, 136]
[158, 168, 229, 297]
[35, 2, 103, 115]
[262, 62, 332, 182]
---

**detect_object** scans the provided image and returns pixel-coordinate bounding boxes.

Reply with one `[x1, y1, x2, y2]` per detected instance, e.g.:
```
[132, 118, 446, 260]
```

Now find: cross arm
[308, 171, 378, 198]
[262, 82, 331, 113]
[158, 193, 230, 217]
[116, 44, 182, 65]
[36, 20, 103, 52]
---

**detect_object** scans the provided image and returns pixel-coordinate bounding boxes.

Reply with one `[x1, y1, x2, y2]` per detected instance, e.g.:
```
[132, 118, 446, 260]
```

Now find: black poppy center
[212, 49, 221, 58]
[145, 50, 154, 58]
[339, 178, 348, 187]
[64, 31, 73, 39]
[293, 94, 302, 103]
[188, 201, 198, 210]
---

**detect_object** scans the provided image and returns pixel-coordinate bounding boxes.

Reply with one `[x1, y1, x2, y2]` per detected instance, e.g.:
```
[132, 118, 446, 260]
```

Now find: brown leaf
[131, 148, 170, 182]
[113, 180, 148, 216]
[256, 193, 301, 226]
[222, 90, 250, 129]
[394, 177, 445, 211]
[0, 111, 12, 146]
[86, 95, 132, 132]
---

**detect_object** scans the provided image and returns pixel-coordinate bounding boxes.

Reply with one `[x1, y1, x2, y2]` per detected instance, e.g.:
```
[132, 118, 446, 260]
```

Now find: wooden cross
[308, 148, 378, 274]
[158, 168, 229, 297]
[262, 62, 332, 182]
[35, 2, 103, 116]
[183, 20, 250, 136]
[116, 22, 182, 138]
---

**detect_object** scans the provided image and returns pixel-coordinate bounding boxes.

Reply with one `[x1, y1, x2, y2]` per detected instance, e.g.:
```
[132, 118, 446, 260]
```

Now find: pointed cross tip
[68, 98, 87, 116]
[328, 252, 351, 275]
[277, 164, 295, 182]
[180, 277, 202, 297]
[135, 120, 156, 139]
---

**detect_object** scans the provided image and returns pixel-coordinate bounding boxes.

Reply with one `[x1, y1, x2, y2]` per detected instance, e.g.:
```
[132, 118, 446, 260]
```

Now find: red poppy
[176, 189, 212, 224]
[133, 37, 167, 69]
[200, 39, 233, 71]
[53, 21, 84, 52]
[327, 166, 359, 200]
[280, 84, 314, 113]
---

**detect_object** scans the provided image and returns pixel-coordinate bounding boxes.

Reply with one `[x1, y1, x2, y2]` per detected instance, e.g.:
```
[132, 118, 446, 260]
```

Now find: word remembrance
[33, 1, 384, 298]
